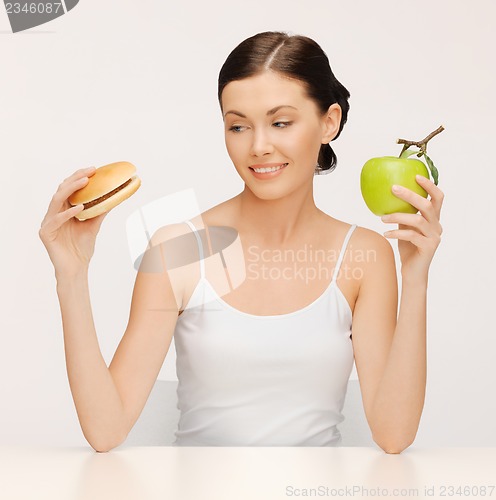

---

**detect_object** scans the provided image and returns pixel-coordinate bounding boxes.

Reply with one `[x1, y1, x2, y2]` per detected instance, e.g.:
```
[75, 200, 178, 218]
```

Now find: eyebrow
[223, 105, 298, 118]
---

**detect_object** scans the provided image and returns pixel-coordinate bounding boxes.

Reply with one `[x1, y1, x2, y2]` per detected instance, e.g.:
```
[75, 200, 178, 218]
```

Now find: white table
[1, 446, 495, 499]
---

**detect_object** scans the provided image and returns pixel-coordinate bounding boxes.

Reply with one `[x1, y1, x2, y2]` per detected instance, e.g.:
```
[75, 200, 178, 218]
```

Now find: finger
[46, 176, 89, 219]
[391, 184, 437, 224]
[45, 168, 95, 219]
[56, 204, 86, 225]
[63, 166, 97, 184]
[40, 204, 85, 239]
[381, 214, 442, 238]
[381, 213, 431, 237]
[384, 226, 442, 251]
[415, 175, 445, 220]
[383, 227, 427, 247]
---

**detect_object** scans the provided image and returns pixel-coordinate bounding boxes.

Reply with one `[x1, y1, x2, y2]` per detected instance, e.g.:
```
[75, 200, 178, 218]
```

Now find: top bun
[69, 161, 137, 205]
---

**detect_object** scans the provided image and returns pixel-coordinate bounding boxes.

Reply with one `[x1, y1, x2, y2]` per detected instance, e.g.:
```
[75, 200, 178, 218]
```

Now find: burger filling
[82, 177, 134, 210]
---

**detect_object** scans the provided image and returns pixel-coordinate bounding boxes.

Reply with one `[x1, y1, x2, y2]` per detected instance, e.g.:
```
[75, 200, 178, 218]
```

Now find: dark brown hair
[218, 31, 351, 174]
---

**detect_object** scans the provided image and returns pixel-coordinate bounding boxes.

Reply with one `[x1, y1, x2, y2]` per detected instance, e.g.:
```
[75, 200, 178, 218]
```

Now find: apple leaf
[424, 154, 439, 185]
[400, 148, 420, 159]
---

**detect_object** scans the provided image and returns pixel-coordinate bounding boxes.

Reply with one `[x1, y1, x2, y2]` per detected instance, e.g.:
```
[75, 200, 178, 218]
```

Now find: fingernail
[392, 185, 400, 192]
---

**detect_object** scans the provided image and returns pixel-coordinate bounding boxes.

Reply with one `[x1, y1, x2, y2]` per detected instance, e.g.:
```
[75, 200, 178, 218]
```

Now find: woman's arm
[39, 169, 185, 452]
[366, 271, 428, 453]
[56, 225, 183, 452]
[352, 176, 444, 454]
[56, 268, 129, 452]
[350, 230, 405, 453]
[350, 233, 427, 453]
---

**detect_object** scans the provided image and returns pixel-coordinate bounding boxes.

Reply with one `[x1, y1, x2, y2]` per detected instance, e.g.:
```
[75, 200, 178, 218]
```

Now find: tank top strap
[331, 224, 358, 283]
[183, 220, 205, 280]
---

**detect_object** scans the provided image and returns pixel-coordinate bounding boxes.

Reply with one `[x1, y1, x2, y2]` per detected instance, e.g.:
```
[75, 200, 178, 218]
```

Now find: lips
[249, 163, 288, 170]
[248, 163, 289, 180]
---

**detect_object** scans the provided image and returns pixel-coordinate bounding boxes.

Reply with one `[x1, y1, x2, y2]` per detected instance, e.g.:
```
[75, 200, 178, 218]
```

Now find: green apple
[360, 126, 444, 216]
[360, 156, 429, 216]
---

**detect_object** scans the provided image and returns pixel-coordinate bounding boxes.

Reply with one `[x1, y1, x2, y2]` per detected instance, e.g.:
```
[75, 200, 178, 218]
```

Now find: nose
[249, 128, 274, 157]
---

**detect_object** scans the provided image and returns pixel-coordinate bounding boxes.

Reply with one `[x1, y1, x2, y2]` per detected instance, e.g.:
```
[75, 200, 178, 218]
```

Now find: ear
[320, 103, 342, 144]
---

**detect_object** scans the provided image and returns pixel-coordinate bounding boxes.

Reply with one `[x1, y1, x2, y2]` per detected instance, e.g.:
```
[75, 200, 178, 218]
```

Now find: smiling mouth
[249, 163, 288, 173]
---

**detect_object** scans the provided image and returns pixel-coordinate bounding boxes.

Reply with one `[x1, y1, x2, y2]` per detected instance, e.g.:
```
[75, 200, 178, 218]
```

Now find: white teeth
[253, 163, 287, 173]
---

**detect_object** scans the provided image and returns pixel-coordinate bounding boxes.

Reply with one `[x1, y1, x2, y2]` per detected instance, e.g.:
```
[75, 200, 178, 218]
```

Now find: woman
[39, 31, 444, 453]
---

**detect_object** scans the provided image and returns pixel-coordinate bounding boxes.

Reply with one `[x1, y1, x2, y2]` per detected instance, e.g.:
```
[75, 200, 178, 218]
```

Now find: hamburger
[69, 161, 141, 221]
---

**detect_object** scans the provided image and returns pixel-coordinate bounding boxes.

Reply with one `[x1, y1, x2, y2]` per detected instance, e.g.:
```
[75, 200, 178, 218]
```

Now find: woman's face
[221, 70, 340, 198]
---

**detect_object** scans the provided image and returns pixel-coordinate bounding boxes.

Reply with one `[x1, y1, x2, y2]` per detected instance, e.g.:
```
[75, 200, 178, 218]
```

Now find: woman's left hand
[380, 175, 444, 281]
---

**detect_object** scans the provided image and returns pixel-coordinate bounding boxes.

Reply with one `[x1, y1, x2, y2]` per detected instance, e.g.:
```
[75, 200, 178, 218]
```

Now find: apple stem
[396, 126, 444, 185]
[397, 125, 445, 157]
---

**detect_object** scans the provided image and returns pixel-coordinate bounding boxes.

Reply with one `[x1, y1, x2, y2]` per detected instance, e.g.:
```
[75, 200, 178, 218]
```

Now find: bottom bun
[74, 176, 141, 221]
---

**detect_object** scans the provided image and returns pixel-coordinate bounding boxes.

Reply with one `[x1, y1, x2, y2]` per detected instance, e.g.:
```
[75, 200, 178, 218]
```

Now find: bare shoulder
[157, 201, 236, 314]
[350, 225, 395, 256]
[353, 224, 394, 255]
[348, 225, 397, 298]
[324, 219, 396, 308]
[320, 215, 393, 261]
[149, 221, 191, 245]
[352, 226, 395, 277]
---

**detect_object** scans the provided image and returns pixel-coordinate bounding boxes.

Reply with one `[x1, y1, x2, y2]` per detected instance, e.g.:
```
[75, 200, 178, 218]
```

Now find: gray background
[0, 0, 495, 447]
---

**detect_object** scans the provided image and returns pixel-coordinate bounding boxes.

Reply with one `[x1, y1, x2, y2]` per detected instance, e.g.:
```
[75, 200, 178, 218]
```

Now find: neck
[235, 182, 322, 246]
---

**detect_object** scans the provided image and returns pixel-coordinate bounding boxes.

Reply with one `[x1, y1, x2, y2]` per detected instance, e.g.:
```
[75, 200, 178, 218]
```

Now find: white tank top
[172, 220, 357, 446]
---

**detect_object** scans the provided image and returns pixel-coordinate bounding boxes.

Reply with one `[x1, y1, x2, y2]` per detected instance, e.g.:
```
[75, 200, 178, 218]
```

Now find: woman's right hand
[39, 166, 108, 278]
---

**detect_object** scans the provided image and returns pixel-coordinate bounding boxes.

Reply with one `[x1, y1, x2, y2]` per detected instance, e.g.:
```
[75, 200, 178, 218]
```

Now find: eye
[228, 125, 246, 133]
[273, 121, 292, 128]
